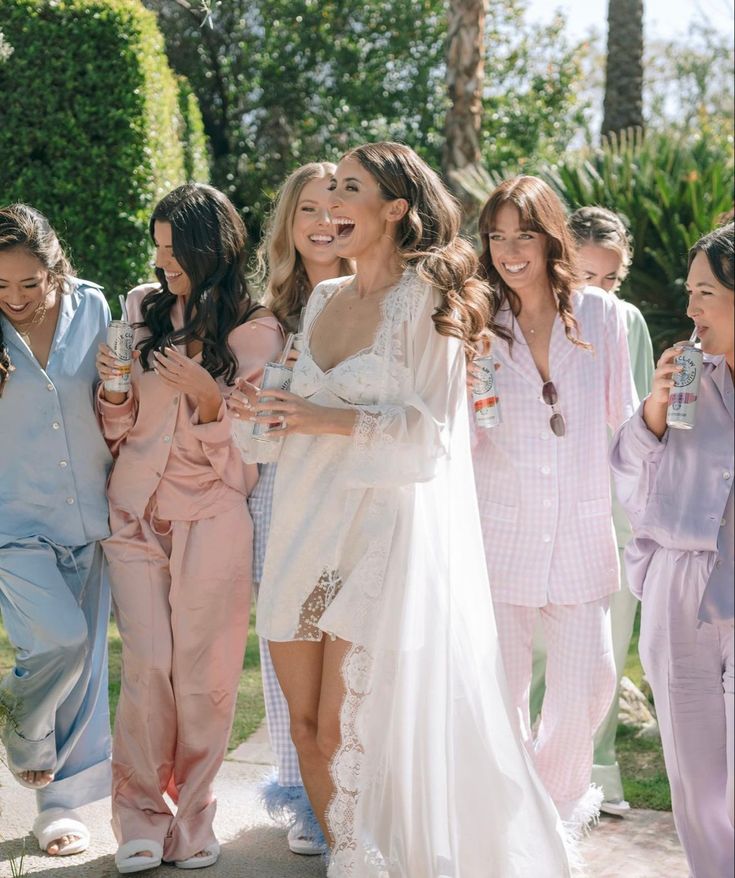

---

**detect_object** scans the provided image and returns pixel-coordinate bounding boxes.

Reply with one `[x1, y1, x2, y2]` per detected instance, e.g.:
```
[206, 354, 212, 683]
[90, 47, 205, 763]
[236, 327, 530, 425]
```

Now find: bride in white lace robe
[231, 143, 571, 877]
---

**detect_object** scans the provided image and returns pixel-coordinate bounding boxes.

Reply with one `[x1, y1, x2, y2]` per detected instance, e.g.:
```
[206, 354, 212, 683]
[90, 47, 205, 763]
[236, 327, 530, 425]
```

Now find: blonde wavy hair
[253, 162, 352, 333]
[343, 142, 492, 358]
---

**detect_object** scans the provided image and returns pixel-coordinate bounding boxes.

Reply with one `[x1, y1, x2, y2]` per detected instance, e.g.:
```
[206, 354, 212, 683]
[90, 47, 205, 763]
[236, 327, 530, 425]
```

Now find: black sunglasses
[542, 380, 566, 438]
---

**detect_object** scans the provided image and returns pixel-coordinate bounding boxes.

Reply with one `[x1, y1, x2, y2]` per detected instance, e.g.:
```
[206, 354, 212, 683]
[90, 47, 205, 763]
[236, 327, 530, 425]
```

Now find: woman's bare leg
[269, 637, 351, 844]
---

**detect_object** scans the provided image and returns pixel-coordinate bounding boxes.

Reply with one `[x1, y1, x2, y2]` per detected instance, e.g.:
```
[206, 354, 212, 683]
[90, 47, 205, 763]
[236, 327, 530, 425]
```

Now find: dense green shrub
[454, 128, 734, 353]
[177, 75, 210, 184]
[0, 0, 207, 305]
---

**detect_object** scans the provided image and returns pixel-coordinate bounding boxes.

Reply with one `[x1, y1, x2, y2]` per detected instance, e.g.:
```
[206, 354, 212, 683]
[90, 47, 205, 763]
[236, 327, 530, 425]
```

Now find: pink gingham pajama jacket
[473, 286, 638, 824]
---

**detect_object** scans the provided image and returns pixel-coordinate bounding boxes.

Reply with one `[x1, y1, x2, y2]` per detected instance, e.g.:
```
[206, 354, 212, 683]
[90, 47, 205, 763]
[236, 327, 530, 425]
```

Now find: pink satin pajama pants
[103, 501, 252, 862]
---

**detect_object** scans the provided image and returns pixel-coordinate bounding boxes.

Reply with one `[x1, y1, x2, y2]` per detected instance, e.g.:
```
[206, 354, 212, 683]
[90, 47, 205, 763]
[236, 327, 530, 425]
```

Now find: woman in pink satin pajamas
[95, 184, 282, 874]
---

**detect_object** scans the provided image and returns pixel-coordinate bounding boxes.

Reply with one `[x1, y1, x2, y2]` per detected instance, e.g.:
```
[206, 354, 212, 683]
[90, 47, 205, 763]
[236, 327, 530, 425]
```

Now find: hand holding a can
[96, 341, 134, 404]
[230, 378, 355, 437]
[642, 345, 684, 438]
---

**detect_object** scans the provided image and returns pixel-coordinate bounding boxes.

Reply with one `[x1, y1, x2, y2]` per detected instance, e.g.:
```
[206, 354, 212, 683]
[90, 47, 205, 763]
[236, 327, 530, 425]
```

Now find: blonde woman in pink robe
[95, 184, 282, 874]
[611, 223, 734, 878]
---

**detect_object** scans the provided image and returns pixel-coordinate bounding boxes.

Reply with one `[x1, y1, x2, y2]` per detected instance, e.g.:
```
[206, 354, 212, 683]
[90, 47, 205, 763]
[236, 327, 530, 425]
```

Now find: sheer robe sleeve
[343, 287, 465, 489]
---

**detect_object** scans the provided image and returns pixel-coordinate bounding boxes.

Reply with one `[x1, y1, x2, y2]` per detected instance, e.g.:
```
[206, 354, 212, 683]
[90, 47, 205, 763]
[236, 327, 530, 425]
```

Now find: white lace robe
[234, 270, 572, 877]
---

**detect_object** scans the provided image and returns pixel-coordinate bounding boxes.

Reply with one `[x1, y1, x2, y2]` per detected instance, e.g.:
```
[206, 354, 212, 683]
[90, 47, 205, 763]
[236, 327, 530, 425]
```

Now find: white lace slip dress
[233, 269, 574, 878]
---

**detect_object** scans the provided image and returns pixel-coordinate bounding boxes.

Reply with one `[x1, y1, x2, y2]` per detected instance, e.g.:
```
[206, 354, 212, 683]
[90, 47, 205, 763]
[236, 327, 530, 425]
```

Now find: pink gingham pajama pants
[493, 598, 617, 819]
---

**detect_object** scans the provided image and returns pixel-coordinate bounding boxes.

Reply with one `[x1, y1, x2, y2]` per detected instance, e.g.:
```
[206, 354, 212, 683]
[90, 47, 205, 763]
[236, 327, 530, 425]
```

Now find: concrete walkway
[0, 726, 689, 877]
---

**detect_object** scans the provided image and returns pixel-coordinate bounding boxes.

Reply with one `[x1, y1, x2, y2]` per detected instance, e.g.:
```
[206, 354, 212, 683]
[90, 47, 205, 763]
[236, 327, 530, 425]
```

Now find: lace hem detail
[293, 568, 343, 641]
[327, 644, 389, 877]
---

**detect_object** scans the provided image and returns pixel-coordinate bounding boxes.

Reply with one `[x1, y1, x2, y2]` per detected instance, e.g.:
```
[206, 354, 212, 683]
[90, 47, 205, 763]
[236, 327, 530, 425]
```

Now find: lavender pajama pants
[639, 548, 734, 878]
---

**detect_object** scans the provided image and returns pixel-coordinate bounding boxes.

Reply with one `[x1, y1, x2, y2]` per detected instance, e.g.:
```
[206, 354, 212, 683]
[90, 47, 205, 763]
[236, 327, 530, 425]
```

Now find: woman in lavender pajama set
[96, 184, 281, 874]
[611, 222, 734, 878]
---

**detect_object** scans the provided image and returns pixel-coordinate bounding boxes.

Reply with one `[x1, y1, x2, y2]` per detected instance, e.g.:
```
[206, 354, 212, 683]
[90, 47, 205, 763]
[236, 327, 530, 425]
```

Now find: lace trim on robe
[293, 568, 344, 641]
[326, 645, 392, 877]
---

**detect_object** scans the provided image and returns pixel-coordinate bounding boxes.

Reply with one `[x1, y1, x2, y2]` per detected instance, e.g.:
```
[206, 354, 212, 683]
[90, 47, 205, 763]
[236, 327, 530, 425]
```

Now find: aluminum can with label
[472, 354, 502, 428]
[253, 362, 293, 440]
[104, 320, 134, 393]
[666, 342, 703, 430]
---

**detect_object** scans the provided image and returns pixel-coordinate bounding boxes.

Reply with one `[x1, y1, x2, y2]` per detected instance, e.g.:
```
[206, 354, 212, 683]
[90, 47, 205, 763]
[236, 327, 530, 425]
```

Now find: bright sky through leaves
[526, 0, 734, 39]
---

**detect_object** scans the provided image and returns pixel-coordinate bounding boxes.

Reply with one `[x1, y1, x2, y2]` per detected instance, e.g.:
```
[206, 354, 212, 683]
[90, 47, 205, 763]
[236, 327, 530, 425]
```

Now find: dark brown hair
[344, 141, 492, 357]
[0, 204, 72, 397]
[137, 183, 261, 385]
[478, 176, 588, 348]
[688, 222, 734, 289]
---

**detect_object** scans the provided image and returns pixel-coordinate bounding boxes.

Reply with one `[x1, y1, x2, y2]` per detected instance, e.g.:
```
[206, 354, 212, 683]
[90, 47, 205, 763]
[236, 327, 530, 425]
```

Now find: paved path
[0, 726, 688, 877]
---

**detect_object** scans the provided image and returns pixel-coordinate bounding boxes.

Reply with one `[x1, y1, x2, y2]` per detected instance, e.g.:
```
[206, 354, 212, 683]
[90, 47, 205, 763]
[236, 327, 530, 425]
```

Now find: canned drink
[666, 342, 703, 430]
[253, 362, 293, 440]
[104, 320, 134, 393]
[472, 354, 502, 428]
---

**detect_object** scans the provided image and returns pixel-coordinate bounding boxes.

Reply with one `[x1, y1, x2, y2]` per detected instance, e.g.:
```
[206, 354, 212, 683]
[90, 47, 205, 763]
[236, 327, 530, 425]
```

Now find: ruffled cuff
[344, 404, 444, 488]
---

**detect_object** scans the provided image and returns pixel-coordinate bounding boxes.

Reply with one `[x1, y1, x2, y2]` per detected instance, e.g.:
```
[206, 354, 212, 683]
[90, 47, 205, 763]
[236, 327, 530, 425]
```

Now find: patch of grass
[618, 608, 672, 810]
[623, 605, 645, 690]
[617, 724, 672, 810]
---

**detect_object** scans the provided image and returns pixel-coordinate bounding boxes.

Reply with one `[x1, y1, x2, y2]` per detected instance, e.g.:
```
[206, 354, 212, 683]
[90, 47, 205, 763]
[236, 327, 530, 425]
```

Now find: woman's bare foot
[47, 834, 83, 856]
[17, 769, 54, 788]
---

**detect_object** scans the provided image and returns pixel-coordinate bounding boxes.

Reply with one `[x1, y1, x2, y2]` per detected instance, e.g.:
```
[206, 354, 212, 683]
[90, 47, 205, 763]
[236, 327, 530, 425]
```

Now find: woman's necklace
[14, 297, 49, 346]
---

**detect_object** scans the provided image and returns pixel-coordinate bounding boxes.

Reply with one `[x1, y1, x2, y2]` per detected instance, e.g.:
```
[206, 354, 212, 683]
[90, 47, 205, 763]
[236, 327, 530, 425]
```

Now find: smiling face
[686, 250, 734, 363]
[328, 157, 403, 260]
[486, 203, 549, 295]
[0, 246, 52, 324]
[577, 243, 625, 293]
[153, 220, 191, 298]
[292, 176, 340, 268]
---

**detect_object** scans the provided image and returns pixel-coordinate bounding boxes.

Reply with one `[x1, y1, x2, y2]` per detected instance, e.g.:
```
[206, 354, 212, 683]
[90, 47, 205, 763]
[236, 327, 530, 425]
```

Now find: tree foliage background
[144, 0, 589, 235]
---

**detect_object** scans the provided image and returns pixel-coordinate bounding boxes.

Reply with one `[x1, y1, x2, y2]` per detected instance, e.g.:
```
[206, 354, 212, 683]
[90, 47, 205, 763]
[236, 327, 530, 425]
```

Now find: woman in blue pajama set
[0, 204, 112, 857]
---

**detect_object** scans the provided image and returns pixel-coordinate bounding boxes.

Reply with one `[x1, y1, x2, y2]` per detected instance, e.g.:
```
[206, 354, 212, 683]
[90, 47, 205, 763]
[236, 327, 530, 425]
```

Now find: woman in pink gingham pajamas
[95, 184, 282, 874]
[473, 176, 638, 833]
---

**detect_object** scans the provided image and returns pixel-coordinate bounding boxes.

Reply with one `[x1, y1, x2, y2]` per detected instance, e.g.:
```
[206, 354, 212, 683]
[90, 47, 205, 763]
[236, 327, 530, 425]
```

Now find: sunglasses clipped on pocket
[541, 380, 566, 438]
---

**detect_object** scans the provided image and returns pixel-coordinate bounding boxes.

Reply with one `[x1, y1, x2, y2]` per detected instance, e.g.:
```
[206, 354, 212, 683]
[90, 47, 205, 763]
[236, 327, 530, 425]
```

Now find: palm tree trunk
[602, 0, 644, 137]
[443, 0, 487, 198]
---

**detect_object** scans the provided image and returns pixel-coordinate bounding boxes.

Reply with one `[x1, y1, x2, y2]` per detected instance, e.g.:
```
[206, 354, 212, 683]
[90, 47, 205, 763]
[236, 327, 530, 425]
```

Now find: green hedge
[177, 75, 210, 184]
[0, 0, 208, 308]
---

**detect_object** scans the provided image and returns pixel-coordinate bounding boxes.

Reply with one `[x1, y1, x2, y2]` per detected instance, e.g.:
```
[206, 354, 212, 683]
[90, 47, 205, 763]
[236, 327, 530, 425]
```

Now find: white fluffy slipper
[32, 808, 90, 856]
[175, 841, 221, 870]
[114, 838, 164, 874]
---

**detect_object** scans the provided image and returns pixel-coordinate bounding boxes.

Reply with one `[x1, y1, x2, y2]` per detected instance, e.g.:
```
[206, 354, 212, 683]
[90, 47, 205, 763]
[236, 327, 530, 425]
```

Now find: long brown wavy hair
[478, 176, 588, 349]
[0, 204, 73, 398]
[344, 142, 493, 357]
[138, 183, 260, 386]
[253, 162, 352, 333]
